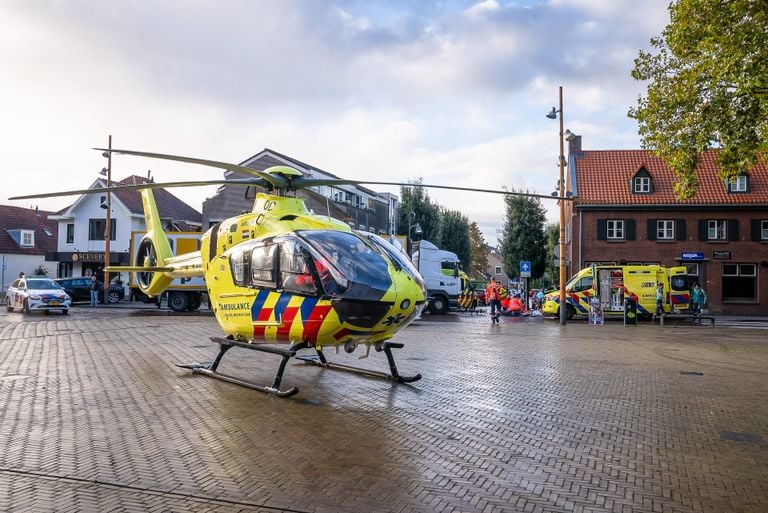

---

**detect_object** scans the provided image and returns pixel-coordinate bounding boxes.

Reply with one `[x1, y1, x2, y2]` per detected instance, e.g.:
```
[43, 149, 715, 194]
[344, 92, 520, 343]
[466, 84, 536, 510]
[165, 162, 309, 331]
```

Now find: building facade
[565, 136, 768, 315]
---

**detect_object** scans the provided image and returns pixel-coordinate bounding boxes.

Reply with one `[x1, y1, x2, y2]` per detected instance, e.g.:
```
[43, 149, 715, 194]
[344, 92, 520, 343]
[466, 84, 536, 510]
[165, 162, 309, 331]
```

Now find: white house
[46, 175, 202, 288]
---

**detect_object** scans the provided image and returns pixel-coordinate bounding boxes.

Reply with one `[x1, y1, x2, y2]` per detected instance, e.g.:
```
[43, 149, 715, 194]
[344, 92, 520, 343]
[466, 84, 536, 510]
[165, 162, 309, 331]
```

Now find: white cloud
[0, 0, 671, 245]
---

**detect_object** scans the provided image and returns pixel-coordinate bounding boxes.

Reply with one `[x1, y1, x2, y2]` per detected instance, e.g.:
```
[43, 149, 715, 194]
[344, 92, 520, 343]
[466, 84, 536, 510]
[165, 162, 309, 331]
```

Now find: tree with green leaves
[397, 182, 441, 244]
[435, 209, 471, 271]
[499, 191, 547, 280]
[468, 222, 488, 279]
[630, 0, 768, 199]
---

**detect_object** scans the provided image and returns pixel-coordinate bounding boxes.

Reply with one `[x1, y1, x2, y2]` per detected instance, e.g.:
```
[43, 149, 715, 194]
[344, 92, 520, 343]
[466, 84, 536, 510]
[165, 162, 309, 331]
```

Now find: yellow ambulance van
[541, 264, 689, 320]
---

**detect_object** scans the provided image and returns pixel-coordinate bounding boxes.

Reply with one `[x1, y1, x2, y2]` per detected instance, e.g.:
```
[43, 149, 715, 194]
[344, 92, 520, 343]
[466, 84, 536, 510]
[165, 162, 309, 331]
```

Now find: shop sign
[681, 252, 704, 261]
[72, 252, 105, 262]
[712, 251, 731, 260]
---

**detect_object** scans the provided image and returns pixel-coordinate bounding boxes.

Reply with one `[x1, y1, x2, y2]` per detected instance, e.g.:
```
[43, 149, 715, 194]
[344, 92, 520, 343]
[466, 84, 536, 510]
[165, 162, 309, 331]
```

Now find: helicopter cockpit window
[278, 239, 318, 296]
[251, 243, 277, 287]
[297, 230, 392, 301]
[230, 248, 248, 286]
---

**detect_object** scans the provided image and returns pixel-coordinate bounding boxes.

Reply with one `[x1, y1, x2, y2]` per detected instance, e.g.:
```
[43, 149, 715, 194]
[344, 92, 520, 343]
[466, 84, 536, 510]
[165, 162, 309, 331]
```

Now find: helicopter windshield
[357, 231, 425, 289]
[297, 230, 392, 300]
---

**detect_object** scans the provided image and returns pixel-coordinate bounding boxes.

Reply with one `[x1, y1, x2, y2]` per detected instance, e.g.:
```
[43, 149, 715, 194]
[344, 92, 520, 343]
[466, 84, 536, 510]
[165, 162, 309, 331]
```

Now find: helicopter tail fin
[135, 189, 176, 297]
[107, 189, 176, 297]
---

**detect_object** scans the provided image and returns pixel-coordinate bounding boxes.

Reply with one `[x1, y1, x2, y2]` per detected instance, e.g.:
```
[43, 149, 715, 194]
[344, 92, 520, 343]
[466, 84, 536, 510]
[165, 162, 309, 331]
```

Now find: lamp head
[100, 202, 109, 210]
[546, 107, 558, 119]
[564, 129, 577, 141]
[99, 167, 108, 176]
[413, 223, 423, 237]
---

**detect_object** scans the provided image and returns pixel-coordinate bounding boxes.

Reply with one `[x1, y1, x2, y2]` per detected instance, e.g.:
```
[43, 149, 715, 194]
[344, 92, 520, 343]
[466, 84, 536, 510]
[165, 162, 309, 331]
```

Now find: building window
[634, 176, 651, 193]
[495, 266, 502, 275]
[728, 175, 748, 193]
[685, 263, 700, 284]
[762, 220, 768, 240]
[21, 230, 34, 247]
[66, 224, 75, 244]
[657, 220, 674, 240]
[607, 220, 624, 240]
[88, 219, 116, 241]
[722, 263, 757, 301]
[707, 220, 727, 241]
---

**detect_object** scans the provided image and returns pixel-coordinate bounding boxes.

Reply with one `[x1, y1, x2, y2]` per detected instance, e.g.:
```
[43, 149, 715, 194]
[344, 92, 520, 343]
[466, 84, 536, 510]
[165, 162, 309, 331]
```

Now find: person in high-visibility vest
[485, 277, 503, 324]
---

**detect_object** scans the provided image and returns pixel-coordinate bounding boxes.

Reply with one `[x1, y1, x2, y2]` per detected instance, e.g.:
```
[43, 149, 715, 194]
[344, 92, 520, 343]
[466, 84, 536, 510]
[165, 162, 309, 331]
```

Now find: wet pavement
[1, 305, 767, 512]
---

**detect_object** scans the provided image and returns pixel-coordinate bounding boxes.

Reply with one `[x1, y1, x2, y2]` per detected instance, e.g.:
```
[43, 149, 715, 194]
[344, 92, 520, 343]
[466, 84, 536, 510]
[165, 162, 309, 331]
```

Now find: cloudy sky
[1, 0, 670, 246]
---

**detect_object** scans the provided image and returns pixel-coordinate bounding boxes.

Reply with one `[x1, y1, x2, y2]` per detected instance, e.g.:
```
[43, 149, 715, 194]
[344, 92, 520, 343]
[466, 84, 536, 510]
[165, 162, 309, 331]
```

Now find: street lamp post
[407, 211, 422, 257]
[101, 135, 112, 288]
[547, 86, 568, 325]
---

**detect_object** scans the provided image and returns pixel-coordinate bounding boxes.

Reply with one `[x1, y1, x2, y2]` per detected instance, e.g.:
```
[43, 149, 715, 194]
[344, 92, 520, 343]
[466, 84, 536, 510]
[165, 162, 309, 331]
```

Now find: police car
[5, 277, 72, 315]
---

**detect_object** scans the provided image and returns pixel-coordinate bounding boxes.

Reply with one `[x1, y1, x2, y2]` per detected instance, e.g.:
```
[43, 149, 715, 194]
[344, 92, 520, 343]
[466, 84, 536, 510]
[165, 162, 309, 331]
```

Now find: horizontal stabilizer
[107, 265, 174, 273]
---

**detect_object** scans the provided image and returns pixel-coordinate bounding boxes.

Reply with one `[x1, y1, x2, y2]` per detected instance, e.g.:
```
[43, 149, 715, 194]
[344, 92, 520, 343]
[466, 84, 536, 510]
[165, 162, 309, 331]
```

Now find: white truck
[129, 231, 207, 312]
[411, 240, 465, 314]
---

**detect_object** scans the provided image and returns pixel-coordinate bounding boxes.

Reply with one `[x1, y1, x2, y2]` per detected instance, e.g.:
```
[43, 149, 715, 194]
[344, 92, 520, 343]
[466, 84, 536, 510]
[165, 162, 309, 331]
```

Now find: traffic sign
[519, 261, 531, 278]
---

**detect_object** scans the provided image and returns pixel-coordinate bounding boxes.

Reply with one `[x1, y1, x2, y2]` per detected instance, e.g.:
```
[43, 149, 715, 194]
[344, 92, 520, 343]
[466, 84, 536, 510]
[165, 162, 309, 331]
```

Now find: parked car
[475, 287, 487, 305]
[6, 277, 71, 314]
[54, 277, 125, 304]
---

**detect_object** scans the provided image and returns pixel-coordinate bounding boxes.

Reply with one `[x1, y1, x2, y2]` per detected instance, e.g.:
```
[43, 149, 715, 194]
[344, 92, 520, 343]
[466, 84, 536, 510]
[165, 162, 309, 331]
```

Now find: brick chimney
[566, 133, 582, 157]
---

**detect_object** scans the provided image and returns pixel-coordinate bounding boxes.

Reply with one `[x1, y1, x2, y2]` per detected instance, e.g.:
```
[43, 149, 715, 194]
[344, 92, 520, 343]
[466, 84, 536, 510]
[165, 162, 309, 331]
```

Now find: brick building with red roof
[565, 135, 768, 315]
[0, 205, 59, 292]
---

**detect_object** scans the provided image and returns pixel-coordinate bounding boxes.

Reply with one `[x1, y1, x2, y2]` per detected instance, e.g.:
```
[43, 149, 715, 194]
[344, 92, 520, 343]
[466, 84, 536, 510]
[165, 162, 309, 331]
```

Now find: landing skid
[177, 338, 307, 397]
[178, 338, 421, 397]
[297, 342, 422, 384]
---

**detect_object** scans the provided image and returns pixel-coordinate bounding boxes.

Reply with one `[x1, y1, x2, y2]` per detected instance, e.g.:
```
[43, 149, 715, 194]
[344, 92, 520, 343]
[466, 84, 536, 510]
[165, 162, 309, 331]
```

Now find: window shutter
[727, 219, 739, 241]
[597, 219, 607, 240]
[698, 220, 707, 241]
[647, 219, 657, 241]
[751, 219, 761, 241]
[625, 219, 636, 240]
[676, 219, 686, 241]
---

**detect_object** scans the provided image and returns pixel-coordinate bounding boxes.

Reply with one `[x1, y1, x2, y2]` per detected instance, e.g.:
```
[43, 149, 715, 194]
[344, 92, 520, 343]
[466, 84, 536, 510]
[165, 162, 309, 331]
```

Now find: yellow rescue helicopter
[10, 148, 563, 397]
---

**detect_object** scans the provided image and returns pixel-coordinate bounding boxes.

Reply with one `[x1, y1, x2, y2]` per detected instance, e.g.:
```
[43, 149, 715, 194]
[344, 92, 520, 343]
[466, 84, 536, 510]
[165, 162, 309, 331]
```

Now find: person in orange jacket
[486, 277, 503, 324]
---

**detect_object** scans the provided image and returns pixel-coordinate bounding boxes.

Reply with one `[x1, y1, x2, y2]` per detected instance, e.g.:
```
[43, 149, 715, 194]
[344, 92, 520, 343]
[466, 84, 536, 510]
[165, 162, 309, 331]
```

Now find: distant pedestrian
[691, 283, 707, 324]
[652, 283, 664, 322]
[486, 277, 503, 324]
[90, 275, 100, 307]
[18, 271, 24, 279]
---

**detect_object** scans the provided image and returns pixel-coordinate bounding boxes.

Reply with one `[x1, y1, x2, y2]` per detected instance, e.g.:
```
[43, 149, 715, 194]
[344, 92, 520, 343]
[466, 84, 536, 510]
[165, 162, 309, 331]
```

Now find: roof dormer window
[727, 175, 749, 193]
[631, 166, 653, 194]
[21, 229, 34, 247]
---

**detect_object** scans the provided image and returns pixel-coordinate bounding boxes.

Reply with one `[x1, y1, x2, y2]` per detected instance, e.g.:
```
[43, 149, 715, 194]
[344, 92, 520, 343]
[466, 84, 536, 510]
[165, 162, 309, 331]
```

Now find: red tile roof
[573, 149, 768, 206]
[98, 176, 202, 227]
[0, 205, 58, 254]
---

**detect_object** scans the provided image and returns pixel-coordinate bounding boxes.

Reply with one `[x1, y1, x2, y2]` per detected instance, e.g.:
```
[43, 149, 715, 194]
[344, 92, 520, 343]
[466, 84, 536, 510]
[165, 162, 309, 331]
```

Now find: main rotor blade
[292, 177, 575, 202]
[94, 148, 289, 189]
[8, 178, 261, 200]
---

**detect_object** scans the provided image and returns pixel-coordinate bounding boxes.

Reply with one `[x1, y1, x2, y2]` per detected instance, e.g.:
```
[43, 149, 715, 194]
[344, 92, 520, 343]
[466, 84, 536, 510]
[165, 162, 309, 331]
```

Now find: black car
[54, 277, 125, 304]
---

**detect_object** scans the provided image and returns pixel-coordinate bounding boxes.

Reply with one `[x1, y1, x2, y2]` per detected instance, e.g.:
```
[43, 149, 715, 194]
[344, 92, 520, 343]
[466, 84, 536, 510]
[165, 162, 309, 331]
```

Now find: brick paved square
[1, 310, 766, 512]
